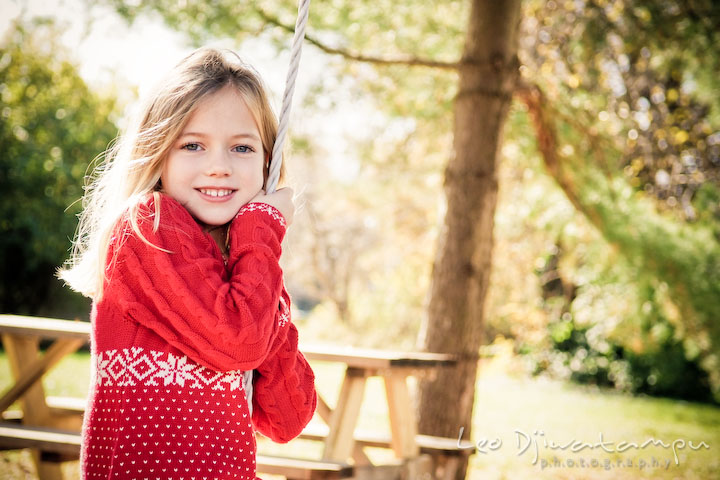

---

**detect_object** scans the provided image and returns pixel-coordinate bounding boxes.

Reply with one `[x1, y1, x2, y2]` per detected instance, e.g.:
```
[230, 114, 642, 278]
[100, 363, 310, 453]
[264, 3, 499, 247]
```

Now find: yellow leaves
[672, 128, 689, 145]
[633, 6, 652, 25]
[630, 157, 644, 173]
[567, 73, 580, 88]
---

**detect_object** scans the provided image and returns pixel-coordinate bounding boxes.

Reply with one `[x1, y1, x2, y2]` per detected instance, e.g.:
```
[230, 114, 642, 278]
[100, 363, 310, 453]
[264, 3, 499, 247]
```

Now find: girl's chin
[194, 215, 235, 230]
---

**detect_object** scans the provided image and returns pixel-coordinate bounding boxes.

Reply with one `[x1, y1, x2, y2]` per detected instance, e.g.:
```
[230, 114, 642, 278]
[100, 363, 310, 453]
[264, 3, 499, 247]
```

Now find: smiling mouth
[198, 188, 235, 198]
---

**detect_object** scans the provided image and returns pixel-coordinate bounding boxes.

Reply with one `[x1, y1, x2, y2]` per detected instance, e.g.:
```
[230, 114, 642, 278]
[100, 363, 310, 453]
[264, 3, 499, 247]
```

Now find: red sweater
[82, 194, 316, 480]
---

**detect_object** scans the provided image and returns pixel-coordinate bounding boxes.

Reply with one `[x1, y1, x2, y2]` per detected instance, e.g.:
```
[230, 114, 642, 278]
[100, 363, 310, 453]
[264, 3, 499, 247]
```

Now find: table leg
[315, 395, 333, 424]
[2, 334, 83, 480]
[322, 366, 367, 462]
[3, 335, 53, 425]
[384, 372, 418, 458]
[316, 391, 372, 464]
[0, 336, 85, 414]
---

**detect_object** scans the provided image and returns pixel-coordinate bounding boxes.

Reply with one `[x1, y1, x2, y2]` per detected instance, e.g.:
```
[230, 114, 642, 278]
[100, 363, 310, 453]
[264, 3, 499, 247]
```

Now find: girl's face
[161, 86, 265, 228]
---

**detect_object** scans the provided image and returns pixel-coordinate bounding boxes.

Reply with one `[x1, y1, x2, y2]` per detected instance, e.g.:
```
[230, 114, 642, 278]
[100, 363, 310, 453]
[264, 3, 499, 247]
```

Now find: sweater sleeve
[252, 303, 317, 443]
[106, 195, 288, 372]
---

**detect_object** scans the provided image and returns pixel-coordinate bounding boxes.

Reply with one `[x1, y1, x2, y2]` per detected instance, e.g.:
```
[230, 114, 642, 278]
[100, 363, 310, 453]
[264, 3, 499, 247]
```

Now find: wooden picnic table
[0, 314, 458, 479]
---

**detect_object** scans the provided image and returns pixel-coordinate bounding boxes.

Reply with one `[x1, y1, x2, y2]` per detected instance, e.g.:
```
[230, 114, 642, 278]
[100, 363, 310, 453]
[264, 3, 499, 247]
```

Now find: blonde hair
[59, 47, 285, 299]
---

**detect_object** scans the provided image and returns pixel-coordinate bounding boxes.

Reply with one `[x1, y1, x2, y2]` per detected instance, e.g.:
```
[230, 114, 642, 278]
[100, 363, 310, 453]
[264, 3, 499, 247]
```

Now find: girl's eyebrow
[179, 131, 261, 142]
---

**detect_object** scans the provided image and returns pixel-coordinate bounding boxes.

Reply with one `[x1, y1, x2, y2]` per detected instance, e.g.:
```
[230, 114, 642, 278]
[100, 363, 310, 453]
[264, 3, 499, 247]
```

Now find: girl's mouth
[197, 188, 235, 198]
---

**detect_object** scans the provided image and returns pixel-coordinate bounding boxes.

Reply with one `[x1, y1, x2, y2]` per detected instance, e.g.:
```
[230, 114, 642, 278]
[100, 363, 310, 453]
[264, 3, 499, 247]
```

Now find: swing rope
[266, 0, 312, 194]
[244, 0, 311, 411]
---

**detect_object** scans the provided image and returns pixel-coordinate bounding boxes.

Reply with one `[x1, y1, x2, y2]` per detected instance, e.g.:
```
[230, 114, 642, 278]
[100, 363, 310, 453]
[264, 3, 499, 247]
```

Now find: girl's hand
[250, 187, 295, 226]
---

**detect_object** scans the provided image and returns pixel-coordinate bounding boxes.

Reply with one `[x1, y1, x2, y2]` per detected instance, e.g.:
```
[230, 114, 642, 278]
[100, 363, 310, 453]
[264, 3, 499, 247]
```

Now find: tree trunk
[417, 0, 521, 477]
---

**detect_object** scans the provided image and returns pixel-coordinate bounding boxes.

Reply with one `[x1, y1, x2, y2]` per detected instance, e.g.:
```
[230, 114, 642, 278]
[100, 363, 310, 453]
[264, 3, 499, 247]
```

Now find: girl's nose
[206, 150, 232, 176]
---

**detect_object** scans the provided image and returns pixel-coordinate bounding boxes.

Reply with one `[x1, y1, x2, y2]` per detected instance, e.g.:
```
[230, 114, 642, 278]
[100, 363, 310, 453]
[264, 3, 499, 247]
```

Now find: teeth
[200, 189, 233, 197]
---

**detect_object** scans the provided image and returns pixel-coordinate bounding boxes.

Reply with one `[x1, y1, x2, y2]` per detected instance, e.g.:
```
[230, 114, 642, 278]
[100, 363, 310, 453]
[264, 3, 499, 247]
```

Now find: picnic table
[0, 314, 465, 480]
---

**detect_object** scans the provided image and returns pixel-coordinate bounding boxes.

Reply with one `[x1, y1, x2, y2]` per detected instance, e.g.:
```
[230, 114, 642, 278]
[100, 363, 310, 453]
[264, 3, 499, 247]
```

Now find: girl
[60, 47, 316, 479]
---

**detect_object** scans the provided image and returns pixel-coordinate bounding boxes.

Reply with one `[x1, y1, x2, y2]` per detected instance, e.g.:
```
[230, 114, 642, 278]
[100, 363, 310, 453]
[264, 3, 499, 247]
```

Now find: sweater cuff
[229, 202, 287, 253]
[237, 202, 287, 229]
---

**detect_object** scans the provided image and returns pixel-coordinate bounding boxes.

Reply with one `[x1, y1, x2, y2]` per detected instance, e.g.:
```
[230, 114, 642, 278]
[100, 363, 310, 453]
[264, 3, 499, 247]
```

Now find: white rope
[244, 0, 311, 412]
[266, 0, 312, 194]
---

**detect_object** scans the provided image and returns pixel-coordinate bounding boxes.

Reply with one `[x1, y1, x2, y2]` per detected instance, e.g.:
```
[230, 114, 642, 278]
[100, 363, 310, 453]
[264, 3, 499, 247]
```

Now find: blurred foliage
[527, 314, 714, 403]
[527, 239, 714, 403]
[496, 100, 720, 403]
[0, 19, 118, 316]
[521, 0, 720, 220]
[517, 0, 720, 401]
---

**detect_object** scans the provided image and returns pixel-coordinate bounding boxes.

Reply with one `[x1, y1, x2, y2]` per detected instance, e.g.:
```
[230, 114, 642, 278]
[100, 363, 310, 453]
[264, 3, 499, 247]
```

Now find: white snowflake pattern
[95, 351, 113, 386]
[237, 203, 287, 228]
[217, 369, 246, 391]
[96, 348, 248, 393]
[155, 353, 197, 387]
[278, 295, 290, 327]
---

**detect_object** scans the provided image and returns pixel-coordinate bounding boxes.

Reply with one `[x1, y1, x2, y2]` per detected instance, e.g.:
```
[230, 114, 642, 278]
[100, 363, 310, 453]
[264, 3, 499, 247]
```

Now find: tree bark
[417, 0, 521, 477]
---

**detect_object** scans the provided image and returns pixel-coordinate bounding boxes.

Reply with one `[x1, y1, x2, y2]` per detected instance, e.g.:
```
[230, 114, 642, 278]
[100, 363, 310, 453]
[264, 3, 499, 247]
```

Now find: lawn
[0, 350, 718, 479]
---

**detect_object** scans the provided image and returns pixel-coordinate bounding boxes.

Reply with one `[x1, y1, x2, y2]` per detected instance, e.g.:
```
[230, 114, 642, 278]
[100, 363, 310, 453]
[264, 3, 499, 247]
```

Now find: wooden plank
[298, 424, 474, 456]
[322, 367, 367, 462]
[416, 434, 472, 455]
[0, 338, 85, 414]
[0, 423, 81, 456]
[0, 315, 90, 340]
[256, 455, 353, 479]
[302, 344, 456, 369]
[45, 396, 87, 413]
[2, 397, 86, 431]
[384, 372, 418, 458]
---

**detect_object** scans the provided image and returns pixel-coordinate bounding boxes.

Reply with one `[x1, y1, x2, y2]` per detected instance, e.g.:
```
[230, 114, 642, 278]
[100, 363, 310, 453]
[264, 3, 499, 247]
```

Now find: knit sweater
[81, 194, 317, 480]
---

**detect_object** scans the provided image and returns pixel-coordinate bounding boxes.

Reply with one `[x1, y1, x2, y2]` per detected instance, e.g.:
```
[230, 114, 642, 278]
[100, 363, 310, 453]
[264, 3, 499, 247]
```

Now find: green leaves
[0, 19, 118, 314]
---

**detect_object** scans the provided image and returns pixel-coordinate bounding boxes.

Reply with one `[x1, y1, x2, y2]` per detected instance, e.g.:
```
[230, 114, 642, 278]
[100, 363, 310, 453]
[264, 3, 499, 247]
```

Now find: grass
[0, 350, 718, 480]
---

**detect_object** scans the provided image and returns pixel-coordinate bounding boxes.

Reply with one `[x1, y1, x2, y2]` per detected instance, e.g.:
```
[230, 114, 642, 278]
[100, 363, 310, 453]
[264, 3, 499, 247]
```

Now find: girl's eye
[233, 145, 254, 153]
[181, 142, 201, 151]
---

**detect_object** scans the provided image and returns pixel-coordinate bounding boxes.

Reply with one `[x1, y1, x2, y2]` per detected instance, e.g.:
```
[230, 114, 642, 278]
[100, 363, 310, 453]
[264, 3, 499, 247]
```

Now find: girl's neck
[203, 223, 230, 259]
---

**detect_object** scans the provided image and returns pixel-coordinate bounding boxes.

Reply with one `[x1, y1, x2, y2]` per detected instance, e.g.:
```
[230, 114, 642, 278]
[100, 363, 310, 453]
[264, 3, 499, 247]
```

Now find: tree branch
[255, 7, 460, 71]
[514, 82, 606, 230]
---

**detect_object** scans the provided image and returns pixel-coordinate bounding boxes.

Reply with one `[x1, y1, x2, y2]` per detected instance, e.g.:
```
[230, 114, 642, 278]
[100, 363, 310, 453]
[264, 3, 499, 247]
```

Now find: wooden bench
[296, 423, 472, 480]
[257, 455, 353, 480]
[0, 423, 354, 480]
[298, 423, 468, 455]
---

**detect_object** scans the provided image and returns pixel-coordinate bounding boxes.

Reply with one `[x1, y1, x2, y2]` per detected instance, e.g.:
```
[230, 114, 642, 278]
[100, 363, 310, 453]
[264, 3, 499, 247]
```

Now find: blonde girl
[61, 47, 316, 480]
